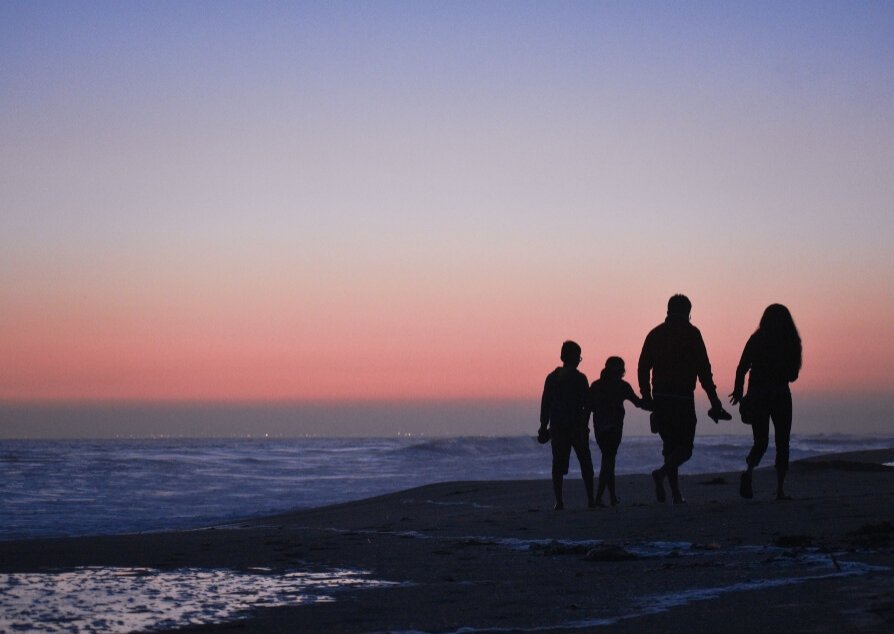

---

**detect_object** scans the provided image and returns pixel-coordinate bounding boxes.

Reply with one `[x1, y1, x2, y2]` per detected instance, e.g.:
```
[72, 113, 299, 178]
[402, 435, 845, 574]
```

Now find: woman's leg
[771, 391, 793, 499]
[747, 411, 770, 469]
[742, 407, 770, 499]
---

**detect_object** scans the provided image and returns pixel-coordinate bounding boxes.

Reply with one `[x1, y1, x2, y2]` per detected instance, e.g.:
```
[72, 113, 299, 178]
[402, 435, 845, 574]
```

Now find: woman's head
[759, 304, 798, 337]
[758, 303, 802, 375]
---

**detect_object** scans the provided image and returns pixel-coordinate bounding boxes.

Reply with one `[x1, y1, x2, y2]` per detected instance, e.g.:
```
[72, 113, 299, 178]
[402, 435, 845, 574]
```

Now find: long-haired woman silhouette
[730, 304, 802, 500]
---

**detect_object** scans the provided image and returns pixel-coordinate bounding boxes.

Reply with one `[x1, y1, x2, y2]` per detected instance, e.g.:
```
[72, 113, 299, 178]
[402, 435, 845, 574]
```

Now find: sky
[1, 2, 893, 435]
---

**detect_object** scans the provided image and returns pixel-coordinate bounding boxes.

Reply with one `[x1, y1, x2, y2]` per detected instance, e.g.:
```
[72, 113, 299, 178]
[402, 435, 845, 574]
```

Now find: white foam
[0, 566, 398, 633]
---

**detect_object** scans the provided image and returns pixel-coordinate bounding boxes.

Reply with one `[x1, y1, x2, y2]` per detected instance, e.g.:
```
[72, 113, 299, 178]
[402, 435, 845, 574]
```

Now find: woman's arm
[730, 335, 755, 404]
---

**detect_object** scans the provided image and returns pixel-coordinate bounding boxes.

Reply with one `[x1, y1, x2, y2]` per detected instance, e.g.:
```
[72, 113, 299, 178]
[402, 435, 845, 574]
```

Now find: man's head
[666, 294, 692, 320]
[560, 340, 582, 367]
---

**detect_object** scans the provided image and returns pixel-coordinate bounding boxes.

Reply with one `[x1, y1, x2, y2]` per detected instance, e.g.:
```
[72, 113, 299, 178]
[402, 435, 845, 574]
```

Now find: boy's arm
[578, 373, 590, 426]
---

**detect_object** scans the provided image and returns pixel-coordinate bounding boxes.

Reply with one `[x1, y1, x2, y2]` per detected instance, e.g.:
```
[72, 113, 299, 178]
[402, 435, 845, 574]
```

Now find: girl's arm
[624, 382, 649, 410]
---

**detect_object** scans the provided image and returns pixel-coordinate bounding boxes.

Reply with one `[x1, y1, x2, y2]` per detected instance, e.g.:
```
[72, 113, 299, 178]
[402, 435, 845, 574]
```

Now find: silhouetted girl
[730, 304, 802, 500]
[589, 357, 647, 506]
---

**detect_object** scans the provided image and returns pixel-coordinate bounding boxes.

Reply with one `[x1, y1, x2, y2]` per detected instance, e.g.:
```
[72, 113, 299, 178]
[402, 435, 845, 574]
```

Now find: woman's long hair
[757, 304, 802, 380]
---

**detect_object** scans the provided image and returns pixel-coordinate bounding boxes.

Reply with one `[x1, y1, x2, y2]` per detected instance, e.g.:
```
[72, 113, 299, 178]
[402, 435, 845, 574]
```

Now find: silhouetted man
[539, 340, 595, 510]
[638, 295, 730, 504]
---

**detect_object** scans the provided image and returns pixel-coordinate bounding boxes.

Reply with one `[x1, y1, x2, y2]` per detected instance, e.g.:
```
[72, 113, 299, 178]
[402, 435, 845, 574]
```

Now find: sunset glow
[2, 2, 893, 412]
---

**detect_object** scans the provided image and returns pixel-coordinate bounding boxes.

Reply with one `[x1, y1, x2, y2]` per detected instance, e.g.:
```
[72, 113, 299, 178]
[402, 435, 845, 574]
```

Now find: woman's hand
[729, 391, 742, 406]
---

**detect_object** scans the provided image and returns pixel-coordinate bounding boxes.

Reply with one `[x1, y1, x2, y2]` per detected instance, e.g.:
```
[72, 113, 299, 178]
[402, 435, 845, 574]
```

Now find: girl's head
[601, 356, 625, 380]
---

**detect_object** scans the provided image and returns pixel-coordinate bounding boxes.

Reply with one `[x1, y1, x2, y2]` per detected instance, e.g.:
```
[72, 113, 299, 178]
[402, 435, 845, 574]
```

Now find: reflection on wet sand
[0, 566, 399, 633]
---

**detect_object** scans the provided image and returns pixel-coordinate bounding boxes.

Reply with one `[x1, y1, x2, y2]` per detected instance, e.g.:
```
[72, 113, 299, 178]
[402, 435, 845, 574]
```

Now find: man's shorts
[550, 425, 593, 476]
[653, 395, 697, 457]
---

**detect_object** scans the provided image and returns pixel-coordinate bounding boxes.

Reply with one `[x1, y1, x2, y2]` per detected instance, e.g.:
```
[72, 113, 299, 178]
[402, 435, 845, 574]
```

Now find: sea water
[2, 434, 893, 542]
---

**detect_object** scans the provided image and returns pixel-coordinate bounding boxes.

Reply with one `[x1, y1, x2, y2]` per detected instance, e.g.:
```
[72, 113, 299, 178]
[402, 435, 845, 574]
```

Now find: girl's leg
[606, 430, 621, 504]
[595, 448, 607, 505]
[603, 451, 617, 504]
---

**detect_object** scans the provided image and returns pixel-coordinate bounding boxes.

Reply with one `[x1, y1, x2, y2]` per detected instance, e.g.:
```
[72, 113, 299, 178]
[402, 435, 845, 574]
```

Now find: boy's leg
[572, 429, 596, 507]
[551, 431, 572, 510]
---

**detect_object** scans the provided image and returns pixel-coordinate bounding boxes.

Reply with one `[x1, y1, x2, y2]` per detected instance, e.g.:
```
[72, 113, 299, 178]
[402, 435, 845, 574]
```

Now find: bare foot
[652, 469, 666, 503]
[739, 471, 753, 499]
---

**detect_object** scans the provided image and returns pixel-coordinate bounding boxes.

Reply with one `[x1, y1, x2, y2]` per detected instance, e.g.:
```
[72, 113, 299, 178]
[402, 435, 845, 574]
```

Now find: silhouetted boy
[539, 340, 595, 510]
[590, 356, 648, 506]
[638, 295, 731, 504]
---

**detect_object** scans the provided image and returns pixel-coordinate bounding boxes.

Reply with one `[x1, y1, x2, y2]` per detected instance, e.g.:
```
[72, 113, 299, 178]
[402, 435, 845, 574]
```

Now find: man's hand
[707, 405, 732, 424]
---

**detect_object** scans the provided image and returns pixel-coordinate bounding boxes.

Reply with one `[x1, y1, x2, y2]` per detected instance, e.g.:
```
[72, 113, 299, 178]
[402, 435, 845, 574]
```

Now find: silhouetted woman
[729, 304, 802, 500]
[589, 357, 647, 506]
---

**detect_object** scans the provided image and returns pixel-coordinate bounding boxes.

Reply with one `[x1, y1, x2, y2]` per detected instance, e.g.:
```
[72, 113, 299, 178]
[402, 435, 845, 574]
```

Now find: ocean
[2, 433, 893, 542]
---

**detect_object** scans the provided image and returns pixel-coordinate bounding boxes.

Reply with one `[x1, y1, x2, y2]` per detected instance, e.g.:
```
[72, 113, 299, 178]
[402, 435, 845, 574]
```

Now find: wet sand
[2, 448, 894, 633]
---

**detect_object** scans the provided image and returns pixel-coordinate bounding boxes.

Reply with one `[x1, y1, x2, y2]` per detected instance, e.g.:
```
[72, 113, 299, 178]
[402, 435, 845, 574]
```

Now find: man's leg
[652, 410, 673, 502]
[653, 406, 671, 503]
[552, 473, 564, 510]
[666, 399, 696, 504]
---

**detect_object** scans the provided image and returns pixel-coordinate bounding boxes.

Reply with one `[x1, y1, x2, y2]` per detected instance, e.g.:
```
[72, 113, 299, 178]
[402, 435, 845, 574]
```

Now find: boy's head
[667, 294, 692, 319]
[560, 340, 582, 367]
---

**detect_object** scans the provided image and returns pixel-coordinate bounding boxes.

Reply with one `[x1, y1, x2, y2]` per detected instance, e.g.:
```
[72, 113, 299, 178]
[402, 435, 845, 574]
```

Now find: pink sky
[2, 3, 893, 411]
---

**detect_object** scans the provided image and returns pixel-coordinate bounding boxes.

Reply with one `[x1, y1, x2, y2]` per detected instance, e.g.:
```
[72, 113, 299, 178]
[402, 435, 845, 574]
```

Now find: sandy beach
[2, 448, 893, 633]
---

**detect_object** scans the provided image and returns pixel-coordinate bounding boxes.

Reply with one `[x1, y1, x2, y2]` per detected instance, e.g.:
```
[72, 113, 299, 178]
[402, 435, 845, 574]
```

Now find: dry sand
[2, 448, 894, 633]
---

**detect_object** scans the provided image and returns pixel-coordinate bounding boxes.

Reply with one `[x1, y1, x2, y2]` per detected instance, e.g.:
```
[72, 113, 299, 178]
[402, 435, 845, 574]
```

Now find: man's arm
[694, 330, 722, 408]
[539, 375, 553, 429]
[637, 333, 654, 404]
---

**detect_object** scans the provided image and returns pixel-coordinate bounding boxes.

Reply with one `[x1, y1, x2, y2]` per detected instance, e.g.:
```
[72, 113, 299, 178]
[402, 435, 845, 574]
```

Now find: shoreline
[2, 448, 894, 632]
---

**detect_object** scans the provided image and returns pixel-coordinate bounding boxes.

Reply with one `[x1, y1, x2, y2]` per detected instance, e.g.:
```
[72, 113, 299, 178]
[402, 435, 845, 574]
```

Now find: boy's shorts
[551, 426, 593, 476]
